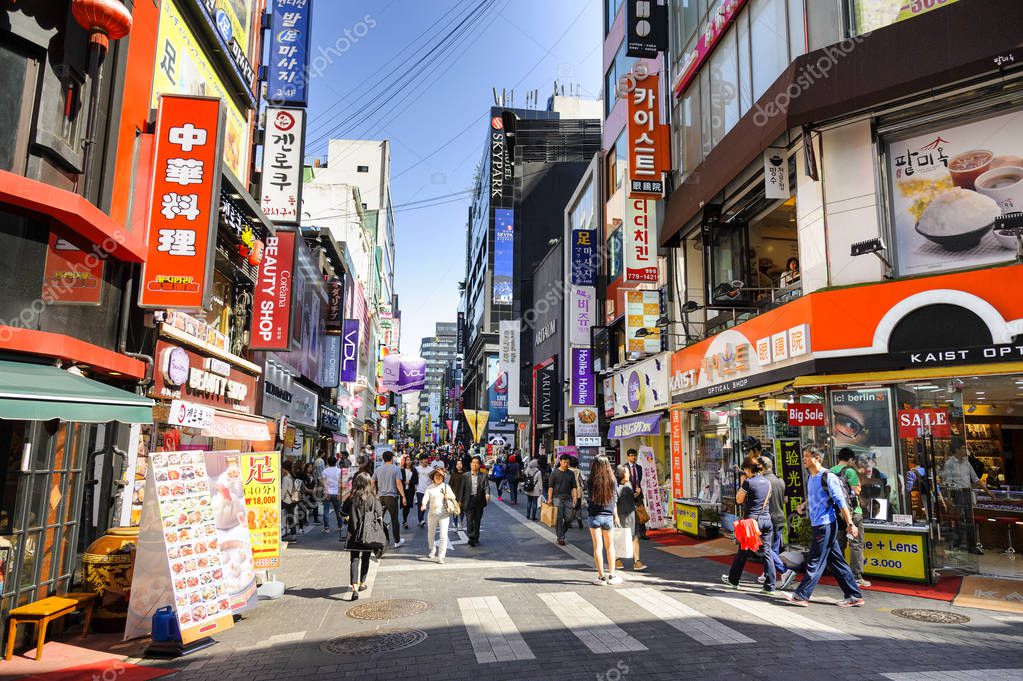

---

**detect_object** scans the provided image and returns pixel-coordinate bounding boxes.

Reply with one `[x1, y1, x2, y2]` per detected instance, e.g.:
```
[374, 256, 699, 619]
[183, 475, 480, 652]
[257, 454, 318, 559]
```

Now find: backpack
[822, 469, 855, 512]
[523, 471, 538, 493]
[491, 463, 506, 479]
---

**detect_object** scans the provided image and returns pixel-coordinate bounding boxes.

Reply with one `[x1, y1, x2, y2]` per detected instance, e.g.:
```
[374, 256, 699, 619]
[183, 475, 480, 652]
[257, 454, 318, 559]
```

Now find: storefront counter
[855, 522, 931, 583]
[674, 499, 719, 538]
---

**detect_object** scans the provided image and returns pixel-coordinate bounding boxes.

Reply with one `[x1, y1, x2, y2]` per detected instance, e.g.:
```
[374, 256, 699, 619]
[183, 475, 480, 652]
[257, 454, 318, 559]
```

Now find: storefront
[319, 403, 344, 458]
[260, 357, 319, 463]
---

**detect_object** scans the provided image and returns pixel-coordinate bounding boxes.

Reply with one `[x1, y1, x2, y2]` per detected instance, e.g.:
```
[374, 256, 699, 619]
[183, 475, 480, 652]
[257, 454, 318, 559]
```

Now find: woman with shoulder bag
[420, 467, 459, 563]
[342, 472, 386, 600]
[722, 455, 776, 593]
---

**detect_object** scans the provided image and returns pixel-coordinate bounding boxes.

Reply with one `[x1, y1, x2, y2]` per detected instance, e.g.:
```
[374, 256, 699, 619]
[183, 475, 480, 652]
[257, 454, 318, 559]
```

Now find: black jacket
[342, 494, 386, 550]
[460, 472, 489, 509]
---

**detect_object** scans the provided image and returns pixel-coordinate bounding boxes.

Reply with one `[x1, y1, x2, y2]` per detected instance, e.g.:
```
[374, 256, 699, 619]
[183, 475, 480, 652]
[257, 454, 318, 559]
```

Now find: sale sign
[240, 452, 281, 570]
[787, 403, 827, 427]
[249, 230, 297, 350]
[897, 408, 951, 438]
[139, 95, 225, 309]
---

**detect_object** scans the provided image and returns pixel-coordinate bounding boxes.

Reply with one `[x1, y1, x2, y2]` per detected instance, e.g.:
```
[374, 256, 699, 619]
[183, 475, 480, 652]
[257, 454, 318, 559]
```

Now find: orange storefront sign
[138, 95, 225, 310]
[627, 72, 670, 199]
[669, 405, 684, 500]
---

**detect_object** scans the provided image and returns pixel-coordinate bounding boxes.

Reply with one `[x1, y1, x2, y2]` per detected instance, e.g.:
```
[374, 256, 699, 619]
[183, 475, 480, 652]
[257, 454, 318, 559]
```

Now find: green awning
[0, 360, 154, 424]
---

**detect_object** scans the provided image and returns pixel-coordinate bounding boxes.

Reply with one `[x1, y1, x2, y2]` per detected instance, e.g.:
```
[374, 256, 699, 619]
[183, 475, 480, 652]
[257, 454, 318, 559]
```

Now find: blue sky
[303, 0, 603, 354]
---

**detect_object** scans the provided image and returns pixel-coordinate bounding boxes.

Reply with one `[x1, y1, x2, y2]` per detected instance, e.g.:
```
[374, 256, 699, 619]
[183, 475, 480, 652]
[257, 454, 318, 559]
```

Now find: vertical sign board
[139, 95, 225, 309]
[249, 230, 297, 350]
[493, 208, 514, 304]
[624, 289, 662, 355]
[260, 108, 305, 225]
[240, 452, 281, 569]
[625, 0, 668, 58]
[499, 320, 521, 413]
[266, 0, 312, 106]
[325, 277, 343, 335]
[775, 439, 804, 543]
[669, 405, 684, 501]
[628, 74, 669, 198]
[535, 362, 557, 427]
[571, 229, 597, 286]
[569, 286, 596, 345]
[319, 334, 341, 388]
[571, 347, 595, 406]
[624, 198, 658, 283]
[340, 319, 360, 382]
[203, 452, 258, 614]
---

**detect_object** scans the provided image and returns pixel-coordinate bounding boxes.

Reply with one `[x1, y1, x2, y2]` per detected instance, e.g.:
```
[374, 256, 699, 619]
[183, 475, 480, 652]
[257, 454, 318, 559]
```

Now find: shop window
[750, 0, 789, 102]
[705, 221, 751, 307]
[0, 40, 38, 174]
[708, 27, 740, 147]
[605, 0, 624, 35]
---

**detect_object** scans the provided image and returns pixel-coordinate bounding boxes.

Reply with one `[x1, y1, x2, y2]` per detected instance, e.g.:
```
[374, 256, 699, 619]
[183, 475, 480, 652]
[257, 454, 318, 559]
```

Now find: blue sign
[267, 0, 312, 106]
[493, 208, 514, 304]
[571, 229, 597, 286]
[319, 334, 341, 388]
[487, 356, 509, 426]
[214, 9, 232, 42]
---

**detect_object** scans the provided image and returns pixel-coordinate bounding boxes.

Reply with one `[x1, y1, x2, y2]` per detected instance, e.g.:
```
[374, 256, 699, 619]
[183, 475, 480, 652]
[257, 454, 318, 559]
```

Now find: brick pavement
[142, 497, 1023, 681]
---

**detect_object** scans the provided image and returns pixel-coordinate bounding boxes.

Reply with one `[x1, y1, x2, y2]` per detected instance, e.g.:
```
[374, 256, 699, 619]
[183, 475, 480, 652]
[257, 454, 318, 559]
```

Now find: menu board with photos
[241, 452, 281, 570]
[124, 451, 234, 644]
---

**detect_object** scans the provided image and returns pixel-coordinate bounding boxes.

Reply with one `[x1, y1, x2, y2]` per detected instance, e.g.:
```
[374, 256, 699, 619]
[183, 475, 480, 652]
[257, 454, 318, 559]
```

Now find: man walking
[832, 447, 870, 587]
[321, 455, 343, 536]
[625, 449, 647, 540]
[415, 455, 433, 527]
[759, 454, 796, 590]
[460, 456, 490, 546]
[786, 444, 864, 607]
[547, 453, 578, 546]
[372, 451, 406, 548]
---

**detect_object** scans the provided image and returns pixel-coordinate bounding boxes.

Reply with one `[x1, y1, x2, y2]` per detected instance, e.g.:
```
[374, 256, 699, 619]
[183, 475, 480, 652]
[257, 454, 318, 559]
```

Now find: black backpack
[823, 468, 856, 512]
[523, 471, 538, 493]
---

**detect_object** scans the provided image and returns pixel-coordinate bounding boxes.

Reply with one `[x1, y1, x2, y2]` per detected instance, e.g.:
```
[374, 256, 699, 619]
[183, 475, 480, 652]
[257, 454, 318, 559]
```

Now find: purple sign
[608, 413, 663, 439]
[571, 347, 595, 406]
[340, 319, 359, 382]
[571, 229, 597, 286]
[382, 355, 428, 394]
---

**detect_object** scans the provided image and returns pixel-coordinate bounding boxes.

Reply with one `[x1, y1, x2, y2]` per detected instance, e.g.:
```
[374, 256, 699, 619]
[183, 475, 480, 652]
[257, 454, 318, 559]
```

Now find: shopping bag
[613, 527, 634, 558]
[540, 502, 558, 528]
[635, 503, 650, 525]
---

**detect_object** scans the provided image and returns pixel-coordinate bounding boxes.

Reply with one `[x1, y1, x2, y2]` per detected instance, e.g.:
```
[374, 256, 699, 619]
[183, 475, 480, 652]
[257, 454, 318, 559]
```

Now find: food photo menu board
[241, 452, 281, 570]
[204, 452, 258, 612]
[125, 451, 234, 644]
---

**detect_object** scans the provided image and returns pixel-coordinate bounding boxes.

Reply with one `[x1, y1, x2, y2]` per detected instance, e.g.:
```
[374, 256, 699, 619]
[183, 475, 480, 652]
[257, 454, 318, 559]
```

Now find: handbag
[540, 502, 558, 528]
[613, 527, 634, 559]
[734, 489, 771, 551]
[635, 503, 650, 525]
[443, 485, 461, 517]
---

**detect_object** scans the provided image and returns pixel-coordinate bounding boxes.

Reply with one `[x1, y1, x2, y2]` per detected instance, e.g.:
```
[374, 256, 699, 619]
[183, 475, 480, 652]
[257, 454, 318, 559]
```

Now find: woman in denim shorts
[585, 456, 622, 585]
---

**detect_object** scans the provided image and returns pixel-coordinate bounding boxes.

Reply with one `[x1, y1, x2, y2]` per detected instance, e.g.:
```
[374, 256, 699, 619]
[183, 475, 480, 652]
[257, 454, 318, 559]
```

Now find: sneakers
[778, 570, 797, 591]
[497, 497, 503, 502]
[419, 521, 426, 528]
[721, 575, 739, 590]
[402, 522, 409, 529]
[435, 556, 445, 564]
[633, 560, 647, 571]
[594, 574, 608, 586]
[784, 592, 810, 607]
[756, 574, 766, 585]
[393, 539, 404, 549]
[837, 596, 864, 608]
[606, 574, 623, 585]
[855, 578, 872, 588]
[322, 527, 331, 534]
[615, 559, 624, 569]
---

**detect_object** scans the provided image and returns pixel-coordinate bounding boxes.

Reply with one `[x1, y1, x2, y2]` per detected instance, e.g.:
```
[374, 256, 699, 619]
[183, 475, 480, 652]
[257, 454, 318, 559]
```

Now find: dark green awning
[0, 360, 153, 424]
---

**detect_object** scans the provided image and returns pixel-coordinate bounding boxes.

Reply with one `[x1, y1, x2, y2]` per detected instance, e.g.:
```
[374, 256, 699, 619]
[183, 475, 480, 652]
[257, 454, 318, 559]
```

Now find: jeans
[794, 520, 862, 601]
[426, 512, 450, 558]
[380, 495, 401, 543]
[728, 517, 775, 589]
[416, 492, 426, 524]
[770, 522, 786, 575]
[323, 495, 342, 531]
[349, 549, 371, 585]
[555, 496, 574, 541]
[526, 495, 539, 520]
[837, 511, 865, 580]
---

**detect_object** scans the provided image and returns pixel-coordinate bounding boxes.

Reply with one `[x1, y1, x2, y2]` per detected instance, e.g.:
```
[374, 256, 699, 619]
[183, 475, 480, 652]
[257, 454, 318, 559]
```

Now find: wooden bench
[4, 592, 97, 661]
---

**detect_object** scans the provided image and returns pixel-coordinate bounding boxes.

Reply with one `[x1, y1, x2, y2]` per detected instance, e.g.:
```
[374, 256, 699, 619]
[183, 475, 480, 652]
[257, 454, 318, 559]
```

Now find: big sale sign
[787, 403, 826, 427]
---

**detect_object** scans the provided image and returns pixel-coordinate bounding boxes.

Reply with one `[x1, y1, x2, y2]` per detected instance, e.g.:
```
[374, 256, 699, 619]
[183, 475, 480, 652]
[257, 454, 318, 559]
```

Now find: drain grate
[346, 598, 432, 620]
[321, 628, 428, 655]
[891, 608, 971, 624]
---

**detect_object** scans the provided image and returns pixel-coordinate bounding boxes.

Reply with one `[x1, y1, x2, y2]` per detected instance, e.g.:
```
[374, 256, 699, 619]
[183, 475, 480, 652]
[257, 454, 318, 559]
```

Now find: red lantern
[72, 0, 133, 50]
[247, 239, 264, 266]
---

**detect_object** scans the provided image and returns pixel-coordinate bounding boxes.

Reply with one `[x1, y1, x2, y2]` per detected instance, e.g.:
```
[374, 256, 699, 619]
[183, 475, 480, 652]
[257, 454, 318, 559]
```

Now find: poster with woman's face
[830, 388, 899, 516]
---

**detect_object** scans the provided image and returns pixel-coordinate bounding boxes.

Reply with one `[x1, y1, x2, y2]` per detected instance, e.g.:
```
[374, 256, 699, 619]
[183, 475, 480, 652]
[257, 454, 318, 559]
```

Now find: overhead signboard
[625, 0, 668, 58]
[624, 198, 658, 283]
[266, 0, 313, 106]
[249, 230, 297, 350]
[139, 95, 225, 310]
[260, 107, 305, 224]
[627, 73, 669, 198]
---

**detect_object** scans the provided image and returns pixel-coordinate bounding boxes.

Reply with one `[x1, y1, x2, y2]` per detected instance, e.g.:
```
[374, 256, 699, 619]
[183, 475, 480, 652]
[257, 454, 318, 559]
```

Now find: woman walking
[586, 456, 622, 585]
[342, 473, 387, 601]
[722, 455, 776, 592]
[615, 465, 646, 571]
[302, 461, 321, 526]
[523, 459, 543, 520]
[420, 467, 458, 563]
[399, 456, 418, 530]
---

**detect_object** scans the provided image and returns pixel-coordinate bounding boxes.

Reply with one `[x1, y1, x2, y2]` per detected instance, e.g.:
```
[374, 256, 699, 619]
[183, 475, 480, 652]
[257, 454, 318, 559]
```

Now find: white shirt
[321, 466, 341, 496]
[415, 465, 433, 494]
[421, 483, 454, 515]
[943, 456, 979, 488]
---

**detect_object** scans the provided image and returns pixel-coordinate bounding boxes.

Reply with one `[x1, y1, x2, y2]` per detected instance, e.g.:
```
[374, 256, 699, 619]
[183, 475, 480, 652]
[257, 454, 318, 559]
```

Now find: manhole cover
[891, 608, 971, 624]
[321, 628, 427, 655]
[346, 598, 432, 620]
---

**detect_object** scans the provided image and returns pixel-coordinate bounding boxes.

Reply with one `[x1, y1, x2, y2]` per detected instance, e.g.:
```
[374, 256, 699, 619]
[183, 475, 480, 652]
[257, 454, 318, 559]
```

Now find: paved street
[146, 499, 1023, 681]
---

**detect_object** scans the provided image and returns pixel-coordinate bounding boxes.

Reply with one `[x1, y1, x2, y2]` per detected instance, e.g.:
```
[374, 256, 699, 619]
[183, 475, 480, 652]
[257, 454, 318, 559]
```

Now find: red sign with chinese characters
[249, 230, 297, 350]
[627, 72, 669, 198]
[787, 403, 827, 427]
[41, 233, 104, 305]
[898, 408, 952, 438]
[669, 406, 684, 500]
[139, 95, 225, 309]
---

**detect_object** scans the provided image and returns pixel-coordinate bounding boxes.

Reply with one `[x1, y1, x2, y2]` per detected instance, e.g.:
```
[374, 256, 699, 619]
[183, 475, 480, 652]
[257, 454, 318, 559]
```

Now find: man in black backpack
[831, 447, 869, 587]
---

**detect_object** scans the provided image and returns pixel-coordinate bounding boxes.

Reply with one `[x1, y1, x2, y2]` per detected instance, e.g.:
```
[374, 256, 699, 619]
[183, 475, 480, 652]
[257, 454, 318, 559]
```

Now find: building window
[605, 0, 624, 34]
[357, 165, 369, 173]
[750, 0, 789, 102]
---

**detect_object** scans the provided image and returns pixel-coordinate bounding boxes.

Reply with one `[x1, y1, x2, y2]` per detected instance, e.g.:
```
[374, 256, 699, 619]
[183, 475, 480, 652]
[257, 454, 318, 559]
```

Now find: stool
[4, 592, 97, 661]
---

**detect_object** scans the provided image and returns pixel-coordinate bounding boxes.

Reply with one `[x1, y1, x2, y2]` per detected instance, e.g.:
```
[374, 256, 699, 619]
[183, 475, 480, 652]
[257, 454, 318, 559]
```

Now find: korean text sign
[139, 95, 224, 310]
[260, 108, 305, 224]
[241, 452, 281, 569]
[624, 198, 658, 283]
[250, 230, 297, 350]
[267, 0, 312, 106]
[627, 73, 669, 197]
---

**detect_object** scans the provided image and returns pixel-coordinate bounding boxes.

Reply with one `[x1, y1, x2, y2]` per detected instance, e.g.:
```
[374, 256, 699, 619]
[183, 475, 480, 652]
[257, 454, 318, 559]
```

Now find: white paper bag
[613, 527, 634, 559]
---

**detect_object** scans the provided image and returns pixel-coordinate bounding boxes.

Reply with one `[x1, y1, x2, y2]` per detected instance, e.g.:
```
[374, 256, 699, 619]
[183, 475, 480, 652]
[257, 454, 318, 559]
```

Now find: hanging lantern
[72, 0, 133, 50]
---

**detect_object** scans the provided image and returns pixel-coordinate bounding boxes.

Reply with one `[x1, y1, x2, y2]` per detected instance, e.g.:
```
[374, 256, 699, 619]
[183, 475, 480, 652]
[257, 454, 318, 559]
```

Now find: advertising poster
[124, 451, 234, 644]
[775, 439, 804, 542]
[493, 208, 514, 304]
[887, 108, 1023, 276]
[613, 354, 668, 416]
[637, 445, 667, 529]
[487, 355, 508, 426]
[240, 452, 281, 569]
[203, 452, 258, 613]
[499, 320, 522, 415]
[830, 388, 897, 518]
[41, 234, 104, 305]
[624, 290, 661, 355]
[574, 406, 600, 447]
[854, 0, 960, 34]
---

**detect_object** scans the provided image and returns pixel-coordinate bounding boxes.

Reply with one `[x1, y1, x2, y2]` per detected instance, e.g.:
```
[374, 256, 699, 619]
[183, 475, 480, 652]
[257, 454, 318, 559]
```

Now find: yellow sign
[241, 452, 281, 569]
[464, 409, 490, 443]
[152, 0, 252, 182]
[675, 502, 699, 536]
[851, 530, 927, 582]
[210, 0, 257, 56]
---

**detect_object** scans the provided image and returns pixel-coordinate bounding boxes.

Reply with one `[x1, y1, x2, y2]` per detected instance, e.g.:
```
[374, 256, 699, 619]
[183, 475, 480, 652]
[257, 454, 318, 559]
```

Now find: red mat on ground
[14, 661, 174, 681]
[648, 529, 699, 547]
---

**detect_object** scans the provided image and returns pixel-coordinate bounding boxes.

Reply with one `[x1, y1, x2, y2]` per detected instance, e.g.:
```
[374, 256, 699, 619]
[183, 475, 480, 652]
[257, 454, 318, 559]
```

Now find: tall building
[461, 97, 601, 447]
[419, 322, 458, 436]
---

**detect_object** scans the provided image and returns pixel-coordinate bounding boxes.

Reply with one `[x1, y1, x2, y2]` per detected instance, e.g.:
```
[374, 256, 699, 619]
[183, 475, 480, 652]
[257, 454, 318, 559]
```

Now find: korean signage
[669, 405, 684, 501]
[571, 347, 595, 406]
[152, 0, 251, 181]
[196, 0, 257, 94]
[151, 340, 257, 414]
[624, 289, 661, 355]
[260, 108, 305, 224]
[853, 0, 961, 35]
[571, 229, 597, 286]
[493, 208, 514, 304]
[250, 230, 297, 350]
[167, 399, 215, 430]
[897, 408, 951, 438]
[499, 320, 522, 414]
[267, 0, 312, 106]
[574, 406, 600, 447]
[624, 198, 658, 282]
[887, 108, 1023, 277]
[672, 0, 751, 98]
[240, 452, 281, 569]
[569, 286, 597, 346]
[41, 234, 104, 305]
[764, 148, 789, 200]
[139, 95, 224, 310]
[775, 439, 804, 542]
[340, 319, 359, 382]
[627, 74, 669, 197]
[613, 353, 669, 416]
[625, 0, 668, 58]
[787, 403, 827, 427]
